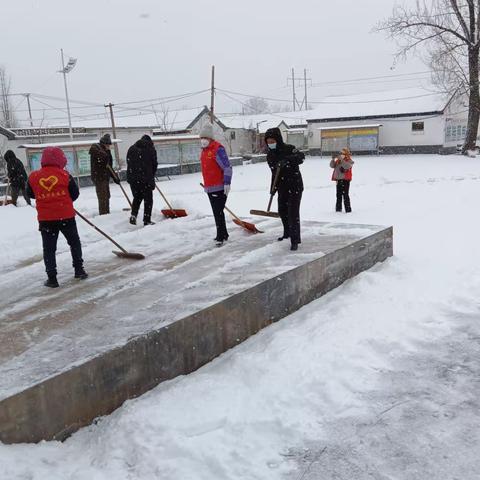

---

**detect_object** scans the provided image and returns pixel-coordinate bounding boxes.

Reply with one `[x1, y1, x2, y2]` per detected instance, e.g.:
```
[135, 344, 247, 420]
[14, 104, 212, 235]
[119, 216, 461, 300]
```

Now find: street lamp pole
[60, 49, 74, 141]
[256, 120, 268, 153]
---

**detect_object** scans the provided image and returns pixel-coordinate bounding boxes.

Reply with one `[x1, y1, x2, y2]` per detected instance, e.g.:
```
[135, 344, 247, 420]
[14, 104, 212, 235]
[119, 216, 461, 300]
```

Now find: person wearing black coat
[4, 150, 31, 206]
[264, 128, 305, 251]
[126, 135, 158, 226]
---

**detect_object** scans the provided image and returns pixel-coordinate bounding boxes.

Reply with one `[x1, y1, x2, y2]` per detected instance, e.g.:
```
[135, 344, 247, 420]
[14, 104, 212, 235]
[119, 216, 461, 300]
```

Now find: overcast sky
[1, 0, 425, 124]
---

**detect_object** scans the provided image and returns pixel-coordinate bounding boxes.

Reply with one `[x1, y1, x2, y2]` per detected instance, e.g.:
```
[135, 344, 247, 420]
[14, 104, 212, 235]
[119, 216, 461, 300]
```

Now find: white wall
[308, 115, 446, 150]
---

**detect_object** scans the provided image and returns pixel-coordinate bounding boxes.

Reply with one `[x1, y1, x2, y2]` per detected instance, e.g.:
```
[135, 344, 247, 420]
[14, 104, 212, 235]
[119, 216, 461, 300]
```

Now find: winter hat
[264, 127, 284, 145]
[41, 147, 67, 169]
[141, 134, 153, 145]
[199, 123, 214, 139]
[3, 150, 15, 162]
[100, 133, 112, 145]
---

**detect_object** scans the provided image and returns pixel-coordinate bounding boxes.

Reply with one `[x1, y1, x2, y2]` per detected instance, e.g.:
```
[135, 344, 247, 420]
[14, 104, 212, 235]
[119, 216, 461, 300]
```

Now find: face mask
[268, 143, 277, 150]
[200, 139, 210, 148]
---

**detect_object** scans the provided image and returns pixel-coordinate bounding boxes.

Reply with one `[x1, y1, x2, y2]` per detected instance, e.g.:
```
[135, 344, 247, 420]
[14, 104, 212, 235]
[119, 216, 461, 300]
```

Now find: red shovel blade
[233, 218, 263, 234]
[161, 209, 188, 219]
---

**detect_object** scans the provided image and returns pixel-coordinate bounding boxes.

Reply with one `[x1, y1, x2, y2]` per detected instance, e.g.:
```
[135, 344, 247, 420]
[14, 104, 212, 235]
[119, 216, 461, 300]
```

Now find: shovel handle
[107, 165, 132, 208]
[155, 184, 174, 211]
[74, 209, 128, 254]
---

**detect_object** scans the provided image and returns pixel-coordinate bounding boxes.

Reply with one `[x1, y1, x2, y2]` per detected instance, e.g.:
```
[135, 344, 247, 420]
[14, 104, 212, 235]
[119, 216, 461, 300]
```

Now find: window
[412, 121, 424, 132]
[445, 123, 467, 143]
[230, 131, 236, 140]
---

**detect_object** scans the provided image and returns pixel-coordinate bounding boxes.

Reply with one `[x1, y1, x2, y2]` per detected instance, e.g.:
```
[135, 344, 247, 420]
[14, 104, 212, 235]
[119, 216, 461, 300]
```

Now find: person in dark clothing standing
[264, 127, 305, 251]
[330, 148, 354, 213]
[199, 123, 232, 246]
[4, 150, 31, 206]
[126, 135, 158, 226]
[89, 134, 119, 215]
[27, 147, 87, 288]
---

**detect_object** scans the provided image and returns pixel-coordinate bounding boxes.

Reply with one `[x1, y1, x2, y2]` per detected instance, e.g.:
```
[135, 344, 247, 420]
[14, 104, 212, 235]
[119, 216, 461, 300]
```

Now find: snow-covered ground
[1, 154, 480, 479]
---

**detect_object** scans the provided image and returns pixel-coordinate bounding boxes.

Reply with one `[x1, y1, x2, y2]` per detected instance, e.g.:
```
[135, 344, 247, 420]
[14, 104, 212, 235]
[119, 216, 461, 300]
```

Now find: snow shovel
[155, 183, 187, 218]
[74, 209, 145, 260]
[250, 166, 281, 218]
[107, 165, 132, 211]
[200, 183, 263, 233]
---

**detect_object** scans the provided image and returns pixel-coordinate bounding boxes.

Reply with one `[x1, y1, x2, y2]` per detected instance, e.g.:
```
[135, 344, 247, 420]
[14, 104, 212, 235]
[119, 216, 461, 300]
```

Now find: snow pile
[1, 154, 480, 479]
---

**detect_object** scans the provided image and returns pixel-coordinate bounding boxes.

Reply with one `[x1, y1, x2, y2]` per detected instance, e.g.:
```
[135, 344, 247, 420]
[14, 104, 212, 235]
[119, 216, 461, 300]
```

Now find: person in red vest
[330, 148, 354, 213]
[27, 147, 87, 288]
[199, 123, 232, 246]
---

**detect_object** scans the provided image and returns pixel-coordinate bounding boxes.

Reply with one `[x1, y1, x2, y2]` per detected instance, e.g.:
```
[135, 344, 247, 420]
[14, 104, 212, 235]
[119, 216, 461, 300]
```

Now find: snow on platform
[0, 215, 391, 443]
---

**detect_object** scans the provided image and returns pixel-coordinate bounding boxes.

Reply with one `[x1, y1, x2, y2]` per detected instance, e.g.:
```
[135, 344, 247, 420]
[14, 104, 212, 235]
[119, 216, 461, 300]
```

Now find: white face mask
[200, 139, 210, 148]
[268, 143, 277, 150]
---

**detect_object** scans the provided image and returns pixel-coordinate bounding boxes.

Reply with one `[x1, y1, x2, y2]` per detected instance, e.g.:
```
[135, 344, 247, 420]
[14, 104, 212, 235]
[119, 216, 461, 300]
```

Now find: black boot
[44, 275, 59, 288]
[129, 215, 137, 225]
[290, 242, 299, 251]
[278, 235, 290, 242]
[74, 268, 89, 280]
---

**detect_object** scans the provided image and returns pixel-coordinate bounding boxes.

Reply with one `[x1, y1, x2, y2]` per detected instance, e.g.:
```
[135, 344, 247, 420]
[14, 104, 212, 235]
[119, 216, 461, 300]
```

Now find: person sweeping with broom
[264, 127, 305, 251]
[199, 123, 232, 247]
[27, 147, 87, 288]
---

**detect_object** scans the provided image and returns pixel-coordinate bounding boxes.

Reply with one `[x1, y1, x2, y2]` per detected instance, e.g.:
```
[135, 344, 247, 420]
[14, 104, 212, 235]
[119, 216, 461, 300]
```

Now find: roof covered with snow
[19, 139, 122, 149]
[50, 106, 209, 131]
[306, 88, 450, 122]
[216, 111, 308, 133]
[0, 124, 15, 140]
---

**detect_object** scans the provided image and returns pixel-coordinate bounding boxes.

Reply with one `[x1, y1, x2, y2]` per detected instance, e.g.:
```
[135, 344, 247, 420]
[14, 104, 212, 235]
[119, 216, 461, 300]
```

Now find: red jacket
[201, 140, 226, 189]
[29, 166, 75, 221]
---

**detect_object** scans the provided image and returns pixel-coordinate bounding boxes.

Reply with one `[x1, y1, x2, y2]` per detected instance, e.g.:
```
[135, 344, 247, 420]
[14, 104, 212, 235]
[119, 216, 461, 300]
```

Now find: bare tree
[243, 96, 270, 115]
[0, 66, 16, 128]
[153, 103, 178, 132]
[377, 0, 480, 153]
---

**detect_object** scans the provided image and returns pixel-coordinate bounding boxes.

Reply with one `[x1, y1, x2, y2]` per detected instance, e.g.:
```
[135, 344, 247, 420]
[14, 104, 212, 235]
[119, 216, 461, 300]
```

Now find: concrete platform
[0, 221, 393, 444]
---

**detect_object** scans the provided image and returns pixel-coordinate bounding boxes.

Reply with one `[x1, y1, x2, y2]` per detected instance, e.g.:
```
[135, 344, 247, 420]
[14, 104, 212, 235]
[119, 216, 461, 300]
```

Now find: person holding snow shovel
[199, 123, 232, 247]
[27, 147, 87, 288]
[3, 150, 31, 206]
[264, 127, 305, 251]
[89, 133, 120, 215]
[126, 134, 158, 226]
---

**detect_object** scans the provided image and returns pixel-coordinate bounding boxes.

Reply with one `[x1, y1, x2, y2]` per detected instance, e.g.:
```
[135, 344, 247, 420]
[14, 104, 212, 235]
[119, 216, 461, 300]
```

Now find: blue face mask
[268, 143, 277, 150]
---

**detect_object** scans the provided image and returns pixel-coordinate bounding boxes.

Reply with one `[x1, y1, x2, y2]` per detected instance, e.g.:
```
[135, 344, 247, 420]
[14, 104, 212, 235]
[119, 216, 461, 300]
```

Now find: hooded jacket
[264, 127, 304, 194]
[126, 136, 158, 189]
[89, 142, 114, 182]
[27, 147, 79, 222]
[4, 150, 28, 188]
[330, 152, 354, 181]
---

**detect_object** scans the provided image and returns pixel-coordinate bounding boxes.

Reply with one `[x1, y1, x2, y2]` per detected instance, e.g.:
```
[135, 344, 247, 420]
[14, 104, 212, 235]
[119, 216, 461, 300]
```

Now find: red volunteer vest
[29, 166, 75, 221]
[201, 141, 224, 188]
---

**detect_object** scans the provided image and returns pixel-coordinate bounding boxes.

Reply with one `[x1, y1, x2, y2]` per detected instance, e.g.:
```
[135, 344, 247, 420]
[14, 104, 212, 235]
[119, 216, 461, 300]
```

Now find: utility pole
[291, 67, 296, 112]
[210, 65, 215, 123]
[105, 102, 121, 167]
[287, 68, 312, 111]
[60, 49, 74, 141]
[25, 93, 33, 127]
[304, 69, 308, 111]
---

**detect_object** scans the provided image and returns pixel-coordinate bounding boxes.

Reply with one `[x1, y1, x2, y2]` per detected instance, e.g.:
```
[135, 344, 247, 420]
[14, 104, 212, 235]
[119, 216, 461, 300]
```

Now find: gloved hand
[224, 184, 231, 196]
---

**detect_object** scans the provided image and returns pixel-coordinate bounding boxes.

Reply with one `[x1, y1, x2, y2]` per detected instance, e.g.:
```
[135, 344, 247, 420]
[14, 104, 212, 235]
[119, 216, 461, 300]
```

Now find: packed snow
[1, 154, 480, 479]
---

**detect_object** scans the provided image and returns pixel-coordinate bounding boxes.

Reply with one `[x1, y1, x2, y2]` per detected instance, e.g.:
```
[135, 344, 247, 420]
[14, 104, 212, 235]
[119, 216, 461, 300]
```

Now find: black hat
[100, 133, 112, 145]
[3, 150, 15, 161]
[141, 134, 153, 145]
